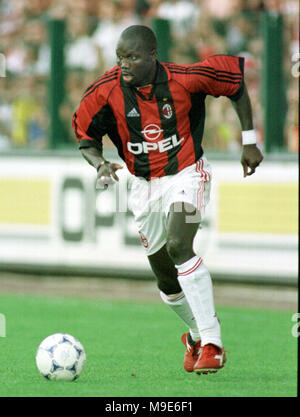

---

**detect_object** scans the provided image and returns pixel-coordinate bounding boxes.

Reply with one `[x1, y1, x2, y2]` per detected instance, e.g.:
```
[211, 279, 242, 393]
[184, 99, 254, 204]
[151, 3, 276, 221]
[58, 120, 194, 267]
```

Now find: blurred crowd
[0, 0, 298, 153]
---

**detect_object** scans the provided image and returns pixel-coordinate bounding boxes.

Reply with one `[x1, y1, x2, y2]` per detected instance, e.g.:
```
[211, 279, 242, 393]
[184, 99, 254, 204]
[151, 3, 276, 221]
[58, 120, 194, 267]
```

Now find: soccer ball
[36, 333, 86, 381]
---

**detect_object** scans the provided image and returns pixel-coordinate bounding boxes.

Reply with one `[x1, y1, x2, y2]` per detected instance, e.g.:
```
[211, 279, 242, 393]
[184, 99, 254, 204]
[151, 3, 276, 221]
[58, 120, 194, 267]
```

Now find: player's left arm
[184, 55, 263, 177]
[230, 83, 264, 177]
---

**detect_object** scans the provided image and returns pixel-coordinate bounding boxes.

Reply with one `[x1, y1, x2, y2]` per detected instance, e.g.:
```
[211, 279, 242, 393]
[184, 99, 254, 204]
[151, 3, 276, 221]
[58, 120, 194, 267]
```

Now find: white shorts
[128, 156, 212, 256]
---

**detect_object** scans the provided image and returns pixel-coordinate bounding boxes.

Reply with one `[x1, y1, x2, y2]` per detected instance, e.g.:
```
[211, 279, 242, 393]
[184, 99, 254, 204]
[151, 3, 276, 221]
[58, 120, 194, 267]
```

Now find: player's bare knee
[166, 237, 193, 265]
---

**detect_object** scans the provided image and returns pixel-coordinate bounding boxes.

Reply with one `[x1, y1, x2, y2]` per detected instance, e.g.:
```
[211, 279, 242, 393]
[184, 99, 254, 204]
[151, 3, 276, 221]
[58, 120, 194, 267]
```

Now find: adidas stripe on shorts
[128, 155, 212, 256]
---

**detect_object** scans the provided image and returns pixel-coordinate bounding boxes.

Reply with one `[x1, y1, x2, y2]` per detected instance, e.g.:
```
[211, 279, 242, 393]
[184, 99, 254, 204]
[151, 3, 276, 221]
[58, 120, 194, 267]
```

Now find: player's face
[116, 37, 157, 87]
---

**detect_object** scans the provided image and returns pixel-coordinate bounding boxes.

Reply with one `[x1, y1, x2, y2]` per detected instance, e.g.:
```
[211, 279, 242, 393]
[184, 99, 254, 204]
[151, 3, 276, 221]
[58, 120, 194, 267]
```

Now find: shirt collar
[120, 61, 170, 87]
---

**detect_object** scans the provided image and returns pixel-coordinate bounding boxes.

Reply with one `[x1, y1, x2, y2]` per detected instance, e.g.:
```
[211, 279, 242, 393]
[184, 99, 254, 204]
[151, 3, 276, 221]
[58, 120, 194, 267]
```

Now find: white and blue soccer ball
[36, 333, 86, 381]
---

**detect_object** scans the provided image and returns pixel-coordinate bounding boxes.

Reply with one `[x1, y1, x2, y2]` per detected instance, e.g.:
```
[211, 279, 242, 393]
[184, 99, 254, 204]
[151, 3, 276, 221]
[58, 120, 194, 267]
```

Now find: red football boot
[181, 333, 201, 373]
[193, 343, 226, 374]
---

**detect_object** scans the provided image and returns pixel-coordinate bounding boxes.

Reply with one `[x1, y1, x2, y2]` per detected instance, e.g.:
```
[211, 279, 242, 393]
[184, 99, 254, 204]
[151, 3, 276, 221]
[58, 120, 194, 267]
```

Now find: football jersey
[73, 55, 244, 180]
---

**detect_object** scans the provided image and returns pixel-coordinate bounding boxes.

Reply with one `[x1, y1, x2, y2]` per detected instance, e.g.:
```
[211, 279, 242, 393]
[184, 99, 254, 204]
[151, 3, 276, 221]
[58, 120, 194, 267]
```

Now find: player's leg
[166, 201, 225, 373]
[129, 176, 200, 350]
[148, 244, 201, 372]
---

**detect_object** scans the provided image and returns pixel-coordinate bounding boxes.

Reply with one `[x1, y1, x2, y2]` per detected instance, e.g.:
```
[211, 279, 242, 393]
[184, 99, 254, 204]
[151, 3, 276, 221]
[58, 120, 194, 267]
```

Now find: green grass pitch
[0, 292, 297, 398]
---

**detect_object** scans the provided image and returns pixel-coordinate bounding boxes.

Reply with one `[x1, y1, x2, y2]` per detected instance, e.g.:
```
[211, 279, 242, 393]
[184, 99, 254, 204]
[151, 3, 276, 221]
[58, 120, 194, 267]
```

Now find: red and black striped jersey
[72, 55, 244, 180]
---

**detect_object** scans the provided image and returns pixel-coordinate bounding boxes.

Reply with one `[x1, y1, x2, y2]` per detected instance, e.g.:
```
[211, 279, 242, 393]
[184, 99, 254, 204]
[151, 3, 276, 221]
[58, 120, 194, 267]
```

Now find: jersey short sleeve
[72, 92, 108, 151]
[184, 55, 244, 100]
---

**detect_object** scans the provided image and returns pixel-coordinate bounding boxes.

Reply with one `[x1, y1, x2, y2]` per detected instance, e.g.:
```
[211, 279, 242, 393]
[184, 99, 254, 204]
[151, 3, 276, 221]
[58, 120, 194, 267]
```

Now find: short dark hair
[120, 25, 157, 52]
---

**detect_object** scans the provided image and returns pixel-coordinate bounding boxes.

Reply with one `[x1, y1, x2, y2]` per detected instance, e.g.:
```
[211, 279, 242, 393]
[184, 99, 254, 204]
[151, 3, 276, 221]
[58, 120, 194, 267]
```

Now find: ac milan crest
[138, 231, 149, 248]
[161, 103, 173, 119]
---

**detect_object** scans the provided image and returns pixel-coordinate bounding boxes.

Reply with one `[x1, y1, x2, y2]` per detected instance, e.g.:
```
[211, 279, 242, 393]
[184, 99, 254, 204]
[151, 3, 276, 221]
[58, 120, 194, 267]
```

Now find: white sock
[160, 291, 200, 341]
[176, 256, 222, 348]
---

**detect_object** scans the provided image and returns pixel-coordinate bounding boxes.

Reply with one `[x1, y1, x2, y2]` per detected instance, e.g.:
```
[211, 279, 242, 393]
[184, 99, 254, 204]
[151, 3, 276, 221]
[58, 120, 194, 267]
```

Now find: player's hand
[241, 144, 264, 177]
[96, 162, 123, 189]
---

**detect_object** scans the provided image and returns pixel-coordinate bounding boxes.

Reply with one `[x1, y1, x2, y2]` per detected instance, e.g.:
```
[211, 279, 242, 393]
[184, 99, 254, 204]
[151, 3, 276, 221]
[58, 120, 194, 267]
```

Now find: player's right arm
[72, 86, 122, 188]
[80, 146, 123, 188]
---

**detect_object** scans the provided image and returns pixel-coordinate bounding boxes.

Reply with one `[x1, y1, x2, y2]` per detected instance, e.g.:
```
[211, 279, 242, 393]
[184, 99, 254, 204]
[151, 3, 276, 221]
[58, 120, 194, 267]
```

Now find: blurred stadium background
[0, 0, 298, 307]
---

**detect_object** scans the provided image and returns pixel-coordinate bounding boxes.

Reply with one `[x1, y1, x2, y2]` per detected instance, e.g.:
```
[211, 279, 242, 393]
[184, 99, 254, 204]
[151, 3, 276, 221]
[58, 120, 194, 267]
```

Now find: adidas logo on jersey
[127, 108, 140, 117]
